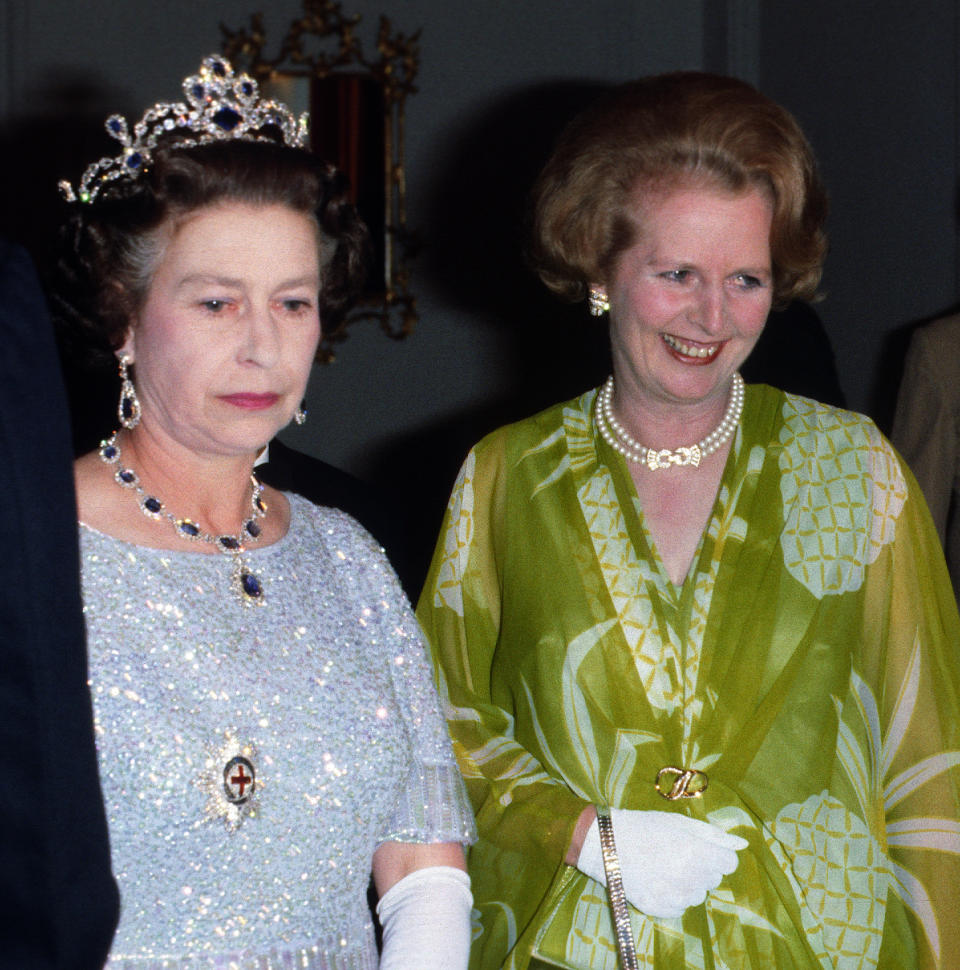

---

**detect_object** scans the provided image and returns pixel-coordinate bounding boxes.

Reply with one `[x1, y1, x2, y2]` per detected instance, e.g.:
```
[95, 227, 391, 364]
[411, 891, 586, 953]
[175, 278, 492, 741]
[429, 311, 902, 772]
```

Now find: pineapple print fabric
[417, 383, 960, 970]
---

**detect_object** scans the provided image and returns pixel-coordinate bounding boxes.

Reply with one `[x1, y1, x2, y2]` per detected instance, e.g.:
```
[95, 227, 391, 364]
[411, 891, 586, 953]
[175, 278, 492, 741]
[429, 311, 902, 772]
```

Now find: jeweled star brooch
[197, 733, 261, 830]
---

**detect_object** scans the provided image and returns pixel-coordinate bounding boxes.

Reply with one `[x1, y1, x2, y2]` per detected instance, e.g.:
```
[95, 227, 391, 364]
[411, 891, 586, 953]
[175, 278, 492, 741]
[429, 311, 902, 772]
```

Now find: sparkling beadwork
[79, 496, 476, 964]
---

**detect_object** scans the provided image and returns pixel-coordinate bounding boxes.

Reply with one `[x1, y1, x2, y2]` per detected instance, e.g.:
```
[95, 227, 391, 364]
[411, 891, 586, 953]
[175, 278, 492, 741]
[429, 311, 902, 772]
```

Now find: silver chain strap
[596, 807, 639, 970]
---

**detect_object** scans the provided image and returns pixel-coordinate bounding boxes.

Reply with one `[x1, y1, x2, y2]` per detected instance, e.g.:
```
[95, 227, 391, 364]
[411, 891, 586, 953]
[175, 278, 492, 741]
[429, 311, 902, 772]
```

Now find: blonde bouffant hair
[529, 72, 828, 309]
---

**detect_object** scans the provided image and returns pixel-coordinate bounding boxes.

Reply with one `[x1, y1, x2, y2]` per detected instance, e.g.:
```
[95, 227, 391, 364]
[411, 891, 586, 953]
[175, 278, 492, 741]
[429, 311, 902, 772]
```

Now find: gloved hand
[576, 808, 748, 919]
[376, 865, 472, 969]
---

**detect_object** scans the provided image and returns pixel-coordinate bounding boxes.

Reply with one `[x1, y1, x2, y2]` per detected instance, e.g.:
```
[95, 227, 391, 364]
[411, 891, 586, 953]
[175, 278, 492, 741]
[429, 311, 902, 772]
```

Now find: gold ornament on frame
[222, 0, 420, 362]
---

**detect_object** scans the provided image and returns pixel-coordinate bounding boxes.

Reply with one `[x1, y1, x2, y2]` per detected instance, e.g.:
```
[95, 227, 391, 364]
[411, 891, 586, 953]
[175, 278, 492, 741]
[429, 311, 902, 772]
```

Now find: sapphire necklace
[99, 431, 267, 606]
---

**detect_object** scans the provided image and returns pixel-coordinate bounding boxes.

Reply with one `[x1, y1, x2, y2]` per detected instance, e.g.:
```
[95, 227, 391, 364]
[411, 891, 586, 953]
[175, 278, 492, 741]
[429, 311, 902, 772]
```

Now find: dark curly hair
[51, 137, 369, 362]
[529, 72, 828, 310]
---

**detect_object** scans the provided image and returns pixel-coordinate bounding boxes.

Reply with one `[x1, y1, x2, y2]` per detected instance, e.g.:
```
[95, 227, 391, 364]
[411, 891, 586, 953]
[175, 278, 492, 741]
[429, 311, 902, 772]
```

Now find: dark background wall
[761, 0, 960, 429]
[2, 0, 957, 490]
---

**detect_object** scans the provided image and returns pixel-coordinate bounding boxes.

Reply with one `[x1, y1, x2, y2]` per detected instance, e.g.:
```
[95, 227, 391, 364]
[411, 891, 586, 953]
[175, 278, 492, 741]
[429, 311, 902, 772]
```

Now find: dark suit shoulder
[909, 312, 960, 365]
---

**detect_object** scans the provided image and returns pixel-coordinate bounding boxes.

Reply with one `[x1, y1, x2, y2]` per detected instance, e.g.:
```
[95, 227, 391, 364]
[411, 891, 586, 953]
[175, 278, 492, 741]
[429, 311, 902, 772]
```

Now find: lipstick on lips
[662, 333, 724, 365]
[220, 392, 281, 410]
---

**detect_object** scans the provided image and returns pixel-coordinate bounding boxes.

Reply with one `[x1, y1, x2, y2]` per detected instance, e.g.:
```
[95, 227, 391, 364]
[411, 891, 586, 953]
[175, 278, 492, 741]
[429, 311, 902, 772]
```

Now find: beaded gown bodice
[80, 494, 475, 969]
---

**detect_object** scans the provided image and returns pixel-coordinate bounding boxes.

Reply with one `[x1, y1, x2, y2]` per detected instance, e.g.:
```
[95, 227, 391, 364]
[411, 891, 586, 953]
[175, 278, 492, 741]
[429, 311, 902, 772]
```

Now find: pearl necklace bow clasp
[646, 445, 702, 470]
[595, 373, 745, 469]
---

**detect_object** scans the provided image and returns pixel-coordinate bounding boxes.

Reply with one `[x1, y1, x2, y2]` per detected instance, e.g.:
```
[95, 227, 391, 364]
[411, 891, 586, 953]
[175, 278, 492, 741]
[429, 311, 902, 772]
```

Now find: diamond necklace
[99, 431, 267, 605]
[595, 372, 745, 470]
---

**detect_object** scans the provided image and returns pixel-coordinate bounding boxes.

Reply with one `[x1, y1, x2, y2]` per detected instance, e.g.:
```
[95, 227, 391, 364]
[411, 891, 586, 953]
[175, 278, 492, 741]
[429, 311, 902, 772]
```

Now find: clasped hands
[577, 808, 748, 919]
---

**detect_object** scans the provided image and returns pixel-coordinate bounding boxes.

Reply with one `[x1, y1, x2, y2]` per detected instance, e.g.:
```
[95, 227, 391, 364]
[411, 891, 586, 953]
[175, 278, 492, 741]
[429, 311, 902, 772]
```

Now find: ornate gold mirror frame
[222, 0, 420, 361]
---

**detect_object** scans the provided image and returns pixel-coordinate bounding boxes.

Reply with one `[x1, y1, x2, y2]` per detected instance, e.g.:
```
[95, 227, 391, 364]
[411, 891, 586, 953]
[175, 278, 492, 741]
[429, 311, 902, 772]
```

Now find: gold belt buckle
[655, 765, 709, 800]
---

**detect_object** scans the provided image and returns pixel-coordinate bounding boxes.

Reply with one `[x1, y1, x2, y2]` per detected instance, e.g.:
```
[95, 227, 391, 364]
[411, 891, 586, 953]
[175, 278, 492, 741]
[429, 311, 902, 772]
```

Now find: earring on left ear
[117, 352, 141, 429]
[294, 402, 308, 426]
[588, 288, 610, 317]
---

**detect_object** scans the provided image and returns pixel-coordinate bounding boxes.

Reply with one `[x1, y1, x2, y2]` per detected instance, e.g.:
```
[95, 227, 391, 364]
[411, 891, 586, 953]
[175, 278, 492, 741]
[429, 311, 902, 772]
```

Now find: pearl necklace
[99, 431, 268, 605]
[594, 372, 745, 470]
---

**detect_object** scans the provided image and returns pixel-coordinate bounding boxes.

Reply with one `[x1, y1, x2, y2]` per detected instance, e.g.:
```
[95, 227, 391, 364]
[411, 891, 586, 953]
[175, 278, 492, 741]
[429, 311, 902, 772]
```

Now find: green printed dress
[416, 383, 960, 970]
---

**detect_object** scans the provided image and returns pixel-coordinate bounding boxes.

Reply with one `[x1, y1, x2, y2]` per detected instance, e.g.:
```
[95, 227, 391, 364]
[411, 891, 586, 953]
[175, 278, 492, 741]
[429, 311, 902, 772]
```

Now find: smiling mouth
[662, 334, 722, 360]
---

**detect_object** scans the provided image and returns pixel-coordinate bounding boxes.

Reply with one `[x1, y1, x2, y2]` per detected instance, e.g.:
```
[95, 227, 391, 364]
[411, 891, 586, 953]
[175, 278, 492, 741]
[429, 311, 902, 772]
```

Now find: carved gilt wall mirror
[222, 0, 420, 361]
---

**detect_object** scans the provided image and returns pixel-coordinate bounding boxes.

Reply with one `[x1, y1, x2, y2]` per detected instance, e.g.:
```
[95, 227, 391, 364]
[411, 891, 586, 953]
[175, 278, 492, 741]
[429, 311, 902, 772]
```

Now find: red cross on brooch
[223, 756, 256, 804]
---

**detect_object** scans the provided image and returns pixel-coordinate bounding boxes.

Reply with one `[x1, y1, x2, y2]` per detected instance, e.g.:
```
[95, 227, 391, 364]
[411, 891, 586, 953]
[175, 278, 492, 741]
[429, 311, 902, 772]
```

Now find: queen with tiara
[51, 54, 476, 969]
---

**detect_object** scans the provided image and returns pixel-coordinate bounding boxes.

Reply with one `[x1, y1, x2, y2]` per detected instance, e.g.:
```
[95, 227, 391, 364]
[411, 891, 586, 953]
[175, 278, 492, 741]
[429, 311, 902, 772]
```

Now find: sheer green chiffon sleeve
[417, 431, 591, 966]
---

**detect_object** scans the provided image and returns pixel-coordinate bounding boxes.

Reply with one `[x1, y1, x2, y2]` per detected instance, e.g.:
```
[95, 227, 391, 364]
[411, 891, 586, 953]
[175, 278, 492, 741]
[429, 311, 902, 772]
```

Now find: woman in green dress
[417, 72, 960, 969]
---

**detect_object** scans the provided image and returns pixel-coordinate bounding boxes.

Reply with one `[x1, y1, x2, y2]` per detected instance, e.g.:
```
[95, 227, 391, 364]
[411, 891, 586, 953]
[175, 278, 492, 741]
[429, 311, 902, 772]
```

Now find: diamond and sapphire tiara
[58, 54, 309, 204]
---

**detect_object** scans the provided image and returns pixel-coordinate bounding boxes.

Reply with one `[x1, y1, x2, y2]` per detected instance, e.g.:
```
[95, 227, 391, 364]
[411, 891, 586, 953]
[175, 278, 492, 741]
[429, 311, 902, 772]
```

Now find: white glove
[576, 808, 748, 919]
[376, 865, 473, 969]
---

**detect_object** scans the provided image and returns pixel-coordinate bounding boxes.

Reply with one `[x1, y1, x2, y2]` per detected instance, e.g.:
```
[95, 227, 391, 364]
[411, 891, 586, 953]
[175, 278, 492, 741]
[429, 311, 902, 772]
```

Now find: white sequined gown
[80, 494, 476, 969]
